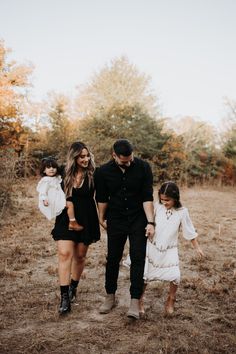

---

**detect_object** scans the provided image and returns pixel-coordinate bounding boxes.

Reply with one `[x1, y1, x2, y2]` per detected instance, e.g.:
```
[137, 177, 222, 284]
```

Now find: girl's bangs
[45, 160, 58, 168]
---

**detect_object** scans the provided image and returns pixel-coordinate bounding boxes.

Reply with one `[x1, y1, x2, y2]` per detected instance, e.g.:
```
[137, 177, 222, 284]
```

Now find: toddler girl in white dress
[36, 158, 83, 231]
[36, 158, 66, 221]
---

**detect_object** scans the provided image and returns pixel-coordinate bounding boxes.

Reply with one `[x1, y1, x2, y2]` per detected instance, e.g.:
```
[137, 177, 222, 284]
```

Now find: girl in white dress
[143, 181, 204, 315]
[123, 181, 204, 315]
[36, 158, 83, 231]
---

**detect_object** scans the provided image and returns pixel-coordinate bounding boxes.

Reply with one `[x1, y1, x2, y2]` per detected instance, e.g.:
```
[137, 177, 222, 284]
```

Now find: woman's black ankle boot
[69, 279, 79, 303]
[59, 286, 71, 315]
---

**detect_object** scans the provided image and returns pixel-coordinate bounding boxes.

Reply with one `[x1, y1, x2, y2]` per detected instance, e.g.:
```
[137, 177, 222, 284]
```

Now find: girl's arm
[191, 238, 204, 258]
[37, 178, 49, 206]
[181, 207, 204, 258]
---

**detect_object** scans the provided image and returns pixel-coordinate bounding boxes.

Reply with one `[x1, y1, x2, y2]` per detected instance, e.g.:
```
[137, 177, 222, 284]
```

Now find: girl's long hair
[64, 141, 95, 197]
[158, 181, 182, 209]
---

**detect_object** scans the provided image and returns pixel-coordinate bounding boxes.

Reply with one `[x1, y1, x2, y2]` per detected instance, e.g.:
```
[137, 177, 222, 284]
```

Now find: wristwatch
[147, 221, 156, 226]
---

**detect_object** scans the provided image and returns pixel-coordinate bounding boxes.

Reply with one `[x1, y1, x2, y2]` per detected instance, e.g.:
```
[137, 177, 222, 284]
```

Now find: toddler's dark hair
[40, 157, 61, 177]
[158, 181, 182, 208]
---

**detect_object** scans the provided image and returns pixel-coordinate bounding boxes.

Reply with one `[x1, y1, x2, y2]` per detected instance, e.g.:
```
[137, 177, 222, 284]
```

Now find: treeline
[1, 39, 236, 186]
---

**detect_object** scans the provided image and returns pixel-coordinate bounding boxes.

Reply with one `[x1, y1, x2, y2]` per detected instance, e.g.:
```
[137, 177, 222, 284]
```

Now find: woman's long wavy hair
[64, 141, 95, 198]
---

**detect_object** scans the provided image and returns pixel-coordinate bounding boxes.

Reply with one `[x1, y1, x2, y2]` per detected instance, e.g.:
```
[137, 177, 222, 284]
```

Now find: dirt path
[0, 179, 235, 354]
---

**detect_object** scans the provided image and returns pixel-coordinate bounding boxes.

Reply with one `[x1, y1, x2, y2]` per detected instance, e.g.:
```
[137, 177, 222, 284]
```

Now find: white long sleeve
[181, 207, 198, 240]
[36, 176, 66, 220]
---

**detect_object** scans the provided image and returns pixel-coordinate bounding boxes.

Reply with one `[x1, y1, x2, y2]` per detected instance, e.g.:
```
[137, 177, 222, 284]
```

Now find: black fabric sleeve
[141, 162, 154, 202]
[94, 167, 109, 203]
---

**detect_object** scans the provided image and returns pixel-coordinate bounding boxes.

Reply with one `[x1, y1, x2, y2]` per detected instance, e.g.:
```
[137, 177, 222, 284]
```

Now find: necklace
[75, 172, 84, 187]
[166, 209, 173, 220]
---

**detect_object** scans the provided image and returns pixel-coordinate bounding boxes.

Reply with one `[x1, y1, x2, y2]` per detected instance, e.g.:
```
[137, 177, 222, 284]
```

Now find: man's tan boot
[99, 294, 116, 314]
[127, 298, 140, 319]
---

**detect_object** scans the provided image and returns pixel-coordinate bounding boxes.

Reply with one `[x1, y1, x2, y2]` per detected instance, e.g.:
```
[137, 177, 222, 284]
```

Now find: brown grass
[0, 179, 236, 353]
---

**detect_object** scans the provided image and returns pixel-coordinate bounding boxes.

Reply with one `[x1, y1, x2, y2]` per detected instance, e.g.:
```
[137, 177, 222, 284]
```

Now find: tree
[154, 133, 186, 182]
[75, 56, 160, 119]
[222, 98, 236, 164]
[46, 93, 76, 158]
[166, 116, 221, 184]
[0, 40, 33, 153]
[79, 104, 168, 165]
[74, 56, 165, 165]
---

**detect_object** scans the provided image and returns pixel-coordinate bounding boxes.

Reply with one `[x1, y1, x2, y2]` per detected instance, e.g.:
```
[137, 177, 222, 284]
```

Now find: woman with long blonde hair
[52, 141, 100, 314]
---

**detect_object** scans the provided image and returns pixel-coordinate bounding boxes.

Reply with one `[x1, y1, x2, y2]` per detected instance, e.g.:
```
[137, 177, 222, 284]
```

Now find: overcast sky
[1, 0, 235, 126]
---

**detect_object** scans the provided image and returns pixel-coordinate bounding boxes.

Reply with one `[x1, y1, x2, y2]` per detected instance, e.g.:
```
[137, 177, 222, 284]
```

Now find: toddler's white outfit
[36, 176, 66, 220]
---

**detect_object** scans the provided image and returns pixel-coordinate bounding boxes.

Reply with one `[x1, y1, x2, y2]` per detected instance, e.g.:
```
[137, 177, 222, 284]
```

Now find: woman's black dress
[51, 175, 100, 245]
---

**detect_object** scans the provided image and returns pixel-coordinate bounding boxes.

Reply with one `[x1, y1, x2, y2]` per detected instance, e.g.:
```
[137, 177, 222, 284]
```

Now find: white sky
[1, 0, 236, 126]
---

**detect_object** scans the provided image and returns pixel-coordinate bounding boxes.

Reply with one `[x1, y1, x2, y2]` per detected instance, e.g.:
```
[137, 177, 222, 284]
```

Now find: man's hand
[99, 218, 107, 230]
[145, 224, 155, 240]
[43, 200, 49, 207]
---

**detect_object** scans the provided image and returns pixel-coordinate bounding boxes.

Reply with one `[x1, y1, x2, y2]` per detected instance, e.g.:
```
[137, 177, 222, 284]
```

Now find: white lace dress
[36, 176, 66, 220]
[143, 203, 197, 284]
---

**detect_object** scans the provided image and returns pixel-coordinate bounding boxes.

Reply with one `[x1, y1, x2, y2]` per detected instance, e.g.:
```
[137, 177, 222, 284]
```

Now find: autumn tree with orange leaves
[0, 40, 33, 154]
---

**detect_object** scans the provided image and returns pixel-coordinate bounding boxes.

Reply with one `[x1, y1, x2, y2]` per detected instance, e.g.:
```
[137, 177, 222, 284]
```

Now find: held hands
[43, 200, 49, 207]
[99, 218, 107, 230]
[145, 224, 155, 240]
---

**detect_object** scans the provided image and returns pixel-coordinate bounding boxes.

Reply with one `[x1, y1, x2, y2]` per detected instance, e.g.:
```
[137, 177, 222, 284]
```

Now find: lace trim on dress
[149, 242, 177, 252]
[144, 277, 180, 285]
[146, 256, 179, 269]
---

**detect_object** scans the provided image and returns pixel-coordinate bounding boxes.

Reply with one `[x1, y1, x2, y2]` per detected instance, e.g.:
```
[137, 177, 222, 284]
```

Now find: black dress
[51, 175, 100, 245]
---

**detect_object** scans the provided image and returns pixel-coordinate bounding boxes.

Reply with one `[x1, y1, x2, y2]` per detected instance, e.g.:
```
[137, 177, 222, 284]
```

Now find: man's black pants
[105, 215, 147, 299]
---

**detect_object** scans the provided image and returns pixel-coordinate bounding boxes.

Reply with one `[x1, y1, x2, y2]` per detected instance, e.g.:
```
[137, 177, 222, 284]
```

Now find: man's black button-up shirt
[95, 157, 153, 219]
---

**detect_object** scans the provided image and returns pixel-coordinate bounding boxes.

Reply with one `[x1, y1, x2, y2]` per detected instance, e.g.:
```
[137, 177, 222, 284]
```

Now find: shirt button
[126, 207, 129, 210]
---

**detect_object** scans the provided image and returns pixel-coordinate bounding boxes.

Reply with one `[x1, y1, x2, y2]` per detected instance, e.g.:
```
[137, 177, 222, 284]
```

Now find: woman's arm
[97, 202, 108, 229]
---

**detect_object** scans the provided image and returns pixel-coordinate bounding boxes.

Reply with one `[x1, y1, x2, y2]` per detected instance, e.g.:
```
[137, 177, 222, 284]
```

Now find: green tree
[224, 130, 236, 162]
[47, 93, 75, 158]
[74, 56, 165, 166]
[80, 104, 168, 165]
[222, 98, 236, 164]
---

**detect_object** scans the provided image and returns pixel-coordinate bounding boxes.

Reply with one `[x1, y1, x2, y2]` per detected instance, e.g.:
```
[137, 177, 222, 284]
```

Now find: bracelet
[147, 221, 156, 226]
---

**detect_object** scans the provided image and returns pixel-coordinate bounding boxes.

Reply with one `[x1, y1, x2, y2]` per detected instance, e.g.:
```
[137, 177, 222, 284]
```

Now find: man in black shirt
[95, 139, 155, 319]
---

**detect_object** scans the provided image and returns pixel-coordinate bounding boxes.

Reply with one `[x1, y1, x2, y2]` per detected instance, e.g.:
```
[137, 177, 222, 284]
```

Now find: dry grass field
[0, 178, 235, 354]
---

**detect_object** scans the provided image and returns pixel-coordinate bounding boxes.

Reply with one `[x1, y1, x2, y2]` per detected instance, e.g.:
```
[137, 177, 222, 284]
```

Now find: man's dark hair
[113, 139, 133, 156]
